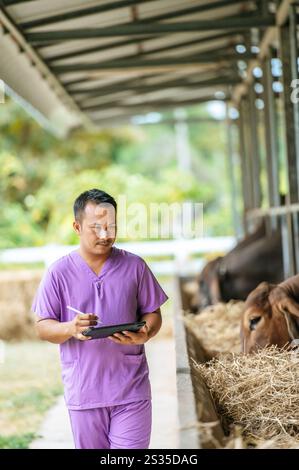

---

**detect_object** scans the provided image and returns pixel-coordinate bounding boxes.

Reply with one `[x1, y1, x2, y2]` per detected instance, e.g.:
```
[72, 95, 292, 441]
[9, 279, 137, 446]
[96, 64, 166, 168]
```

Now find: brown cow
[241, 278, 299, 353]
[192, 225, 283, 312]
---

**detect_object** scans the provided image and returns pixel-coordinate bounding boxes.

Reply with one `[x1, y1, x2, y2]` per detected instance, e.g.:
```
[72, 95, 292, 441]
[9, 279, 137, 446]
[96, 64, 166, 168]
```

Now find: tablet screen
[82, 321, 146, 339]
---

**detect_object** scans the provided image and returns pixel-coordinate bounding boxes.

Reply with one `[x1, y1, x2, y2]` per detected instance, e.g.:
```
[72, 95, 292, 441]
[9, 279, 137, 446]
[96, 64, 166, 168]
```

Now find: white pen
[67, 305, 102, 324]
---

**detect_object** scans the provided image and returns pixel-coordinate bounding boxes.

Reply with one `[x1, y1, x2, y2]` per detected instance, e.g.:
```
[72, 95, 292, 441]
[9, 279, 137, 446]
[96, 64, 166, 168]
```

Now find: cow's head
[241, 281, 299, 353]
[194, 257, 223, 311]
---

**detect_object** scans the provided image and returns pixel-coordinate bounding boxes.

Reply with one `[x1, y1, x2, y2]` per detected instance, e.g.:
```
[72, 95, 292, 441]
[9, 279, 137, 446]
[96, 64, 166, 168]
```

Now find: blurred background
[2, 0, 291, 450]
[0, 95, 236, 448]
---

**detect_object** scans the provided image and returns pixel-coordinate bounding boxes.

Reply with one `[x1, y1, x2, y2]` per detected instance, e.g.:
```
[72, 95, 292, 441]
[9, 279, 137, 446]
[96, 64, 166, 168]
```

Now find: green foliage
[0, 202, 44, 248]
[0, 98, 235, 247]
[0, 433, 36, 449]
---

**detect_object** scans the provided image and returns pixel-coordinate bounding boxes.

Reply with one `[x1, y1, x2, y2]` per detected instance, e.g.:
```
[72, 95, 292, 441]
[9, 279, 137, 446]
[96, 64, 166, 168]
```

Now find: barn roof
[0, 1, 277, 134]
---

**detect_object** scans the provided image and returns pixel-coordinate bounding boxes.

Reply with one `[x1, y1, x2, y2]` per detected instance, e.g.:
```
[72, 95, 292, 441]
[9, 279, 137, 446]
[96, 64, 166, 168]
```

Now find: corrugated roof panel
[0, 0, 265, 130]
[23, 8, 133, 33]
[7, 0, 118, 22]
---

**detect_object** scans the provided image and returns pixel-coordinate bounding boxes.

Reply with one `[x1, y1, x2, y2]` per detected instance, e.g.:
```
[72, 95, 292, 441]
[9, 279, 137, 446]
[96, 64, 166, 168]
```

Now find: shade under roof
[0, 0, 276, 134]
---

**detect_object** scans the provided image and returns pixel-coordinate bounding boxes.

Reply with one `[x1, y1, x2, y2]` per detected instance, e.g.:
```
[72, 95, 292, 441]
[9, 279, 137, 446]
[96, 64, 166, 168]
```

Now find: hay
[193, 346, 299, 448]
[182, 299, 299, 448]
[0, 270, 43, 341]
[183, 301, 244, 355]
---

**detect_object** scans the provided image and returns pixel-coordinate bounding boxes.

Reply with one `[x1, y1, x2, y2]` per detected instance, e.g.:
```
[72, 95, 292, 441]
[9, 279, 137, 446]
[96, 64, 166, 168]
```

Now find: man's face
[73, 202, 116, 256]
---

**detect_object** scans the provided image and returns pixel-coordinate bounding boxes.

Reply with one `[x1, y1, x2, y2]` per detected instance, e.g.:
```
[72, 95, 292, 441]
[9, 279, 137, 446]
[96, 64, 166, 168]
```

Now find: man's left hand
[108, 324, 149, 345]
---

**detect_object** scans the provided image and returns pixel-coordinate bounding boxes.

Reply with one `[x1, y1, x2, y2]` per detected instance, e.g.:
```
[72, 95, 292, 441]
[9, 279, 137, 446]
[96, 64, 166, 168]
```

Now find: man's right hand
[69, 313, 98, 341]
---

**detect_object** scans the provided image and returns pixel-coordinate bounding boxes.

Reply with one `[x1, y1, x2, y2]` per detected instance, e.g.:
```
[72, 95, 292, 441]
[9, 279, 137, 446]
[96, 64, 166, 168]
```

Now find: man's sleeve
[31, 269, 61, 321]
[137, 260, 169, 315]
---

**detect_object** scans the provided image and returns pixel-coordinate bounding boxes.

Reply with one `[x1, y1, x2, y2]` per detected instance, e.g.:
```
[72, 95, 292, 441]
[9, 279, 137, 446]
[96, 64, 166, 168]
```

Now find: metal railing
[0, 237, 236, 276]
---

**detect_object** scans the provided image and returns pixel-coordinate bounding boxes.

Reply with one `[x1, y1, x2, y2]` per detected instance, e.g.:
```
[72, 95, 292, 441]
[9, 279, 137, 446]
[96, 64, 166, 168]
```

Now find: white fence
[0, 237, 236, 276]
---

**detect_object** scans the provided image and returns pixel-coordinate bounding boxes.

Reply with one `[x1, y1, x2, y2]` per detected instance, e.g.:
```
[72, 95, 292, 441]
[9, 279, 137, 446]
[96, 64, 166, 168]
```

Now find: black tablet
[82, 320, 146, 339]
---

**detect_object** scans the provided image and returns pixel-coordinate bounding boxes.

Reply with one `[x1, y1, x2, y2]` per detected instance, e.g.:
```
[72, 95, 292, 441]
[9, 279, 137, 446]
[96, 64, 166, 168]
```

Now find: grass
[0, 433, 36, 449]
[0, 262, 45, 271]
[0, 341, 63, 449]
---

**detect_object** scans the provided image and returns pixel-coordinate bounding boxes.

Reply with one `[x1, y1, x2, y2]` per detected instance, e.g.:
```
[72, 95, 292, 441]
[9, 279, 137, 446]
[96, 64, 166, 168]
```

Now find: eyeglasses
[89, 224, 117, 236]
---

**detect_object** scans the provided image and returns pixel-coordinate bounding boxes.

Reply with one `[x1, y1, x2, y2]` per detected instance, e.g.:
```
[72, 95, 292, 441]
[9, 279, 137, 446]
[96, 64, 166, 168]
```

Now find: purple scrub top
[31, 246, 169, 410]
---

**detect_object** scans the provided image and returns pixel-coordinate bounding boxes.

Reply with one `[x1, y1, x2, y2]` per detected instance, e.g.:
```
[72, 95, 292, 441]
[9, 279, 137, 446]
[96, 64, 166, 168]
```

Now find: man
[32, 188, 168, 449]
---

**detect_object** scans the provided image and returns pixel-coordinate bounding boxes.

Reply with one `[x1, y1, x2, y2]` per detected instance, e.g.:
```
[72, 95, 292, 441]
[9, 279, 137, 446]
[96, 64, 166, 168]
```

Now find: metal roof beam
[83, 95, 229, 112]
[51, 53, 256, 74]
[65, 73, 157, 90]
[75, 77, 241, 103]
[63, 62, 237, 88]
[66, 65, 236, 92]
[26, 16, 276, 43]
[46, 35, 154, 62]
[52, 43, 237, 71]
[79, 87, 235, 110]
[62, 70, 159, 87]
[92, 114, 224, 127]
[71, 65, 236, 87]
[47, 30, 243, 63]
[86, 95, 229, 115]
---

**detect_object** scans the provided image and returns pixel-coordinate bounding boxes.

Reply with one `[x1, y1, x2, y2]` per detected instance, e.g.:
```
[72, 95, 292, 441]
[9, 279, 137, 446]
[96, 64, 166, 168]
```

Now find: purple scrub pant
[68, 399, 152, 449]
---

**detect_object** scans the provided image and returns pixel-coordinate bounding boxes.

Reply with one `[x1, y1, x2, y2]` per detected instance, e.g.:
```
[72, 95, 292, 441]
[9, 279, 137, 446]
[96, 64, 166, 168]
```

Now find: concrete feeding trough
[173, 275, 225, 449]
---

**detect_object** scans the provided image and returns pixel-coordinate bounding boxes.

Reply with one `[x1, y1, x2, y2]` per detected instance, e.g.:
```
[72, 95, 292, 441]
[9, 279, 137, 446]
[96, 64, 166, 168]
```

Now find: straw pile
[183, 301, 244, 355]
[0, 270, 43, 340]
[193, 346, 299, 448]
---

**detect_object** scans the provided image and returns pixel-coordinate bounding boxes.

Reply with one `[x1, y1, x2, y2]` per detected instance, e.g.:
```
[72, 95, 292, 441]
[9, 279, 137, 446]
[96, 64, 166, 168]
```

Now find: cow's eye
[249, 316, 261, 331]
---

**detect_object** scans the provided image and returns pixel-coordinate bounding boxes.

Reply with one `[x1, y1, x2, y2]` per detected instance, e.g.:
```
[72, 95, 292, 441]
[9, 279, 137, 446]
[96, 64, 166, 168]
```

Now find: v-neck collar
[71, 246, 116, 282]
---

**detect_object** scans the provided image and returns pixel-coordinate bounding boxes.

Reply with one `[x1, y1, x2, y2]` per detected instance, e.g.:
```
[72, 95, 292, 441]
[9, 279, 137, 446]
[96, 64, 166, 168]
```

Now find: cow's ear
[244, 281, 277, 316]
[282, 297, 299, 318]
[256, 281, 276, 292]
[246, 281, 275, 304]
[270, 285, 299, 318]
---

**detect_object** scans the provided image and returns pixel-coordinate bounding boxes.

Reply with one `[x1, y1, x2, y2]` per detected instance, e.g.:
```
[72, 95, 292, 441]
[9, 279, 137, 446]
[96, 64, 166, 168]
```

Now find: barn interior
[1, 0, 299, 450]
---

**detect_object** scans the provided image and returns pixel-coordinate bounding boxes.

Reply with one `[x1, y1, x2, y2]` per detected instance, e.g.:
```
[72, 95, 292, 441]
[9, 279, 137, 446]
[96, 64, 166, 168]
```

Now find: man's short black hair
[74, 189, 117, 222]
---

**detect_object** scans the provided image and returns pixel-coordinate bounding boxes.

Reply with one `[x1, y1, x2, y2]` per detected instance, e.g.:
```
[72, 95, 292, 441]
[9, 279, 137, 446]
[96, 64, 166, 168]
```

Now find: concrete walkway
[30, 337, 178, 449]
[147, 336, 179, 449]
[29, 395, 74, 449]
